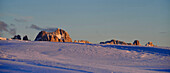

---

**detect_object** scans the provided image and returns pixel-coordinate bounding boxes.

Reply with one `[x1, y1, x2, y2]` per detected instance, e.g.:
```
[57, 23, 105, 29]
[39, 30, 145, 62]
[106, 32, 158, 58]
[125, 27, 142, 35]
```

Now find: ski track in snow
[0, 40, 170, 73]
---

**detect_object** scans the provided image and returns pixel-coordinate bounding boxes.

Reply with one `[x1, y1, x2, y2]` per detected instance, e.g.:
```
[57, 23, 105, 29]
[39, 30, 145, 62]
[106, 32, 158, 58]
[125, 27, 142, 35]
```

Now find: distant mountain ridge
[18, 28, 156, 46]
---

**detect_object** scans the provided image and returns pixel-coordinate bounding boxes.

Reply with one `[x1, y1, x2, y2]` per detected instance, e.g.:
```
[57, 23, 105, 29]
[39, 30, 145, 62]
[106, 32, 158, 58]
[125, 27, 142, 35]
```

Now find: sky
[0, 0, 169, 46]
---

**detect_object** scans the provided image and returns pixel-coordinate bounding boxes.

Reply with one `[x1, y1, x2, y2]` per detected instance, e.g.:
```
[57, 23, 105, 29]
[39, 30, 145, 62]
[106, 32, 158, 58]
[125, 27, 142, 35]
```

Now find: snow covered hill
[0, 40, 170, 73]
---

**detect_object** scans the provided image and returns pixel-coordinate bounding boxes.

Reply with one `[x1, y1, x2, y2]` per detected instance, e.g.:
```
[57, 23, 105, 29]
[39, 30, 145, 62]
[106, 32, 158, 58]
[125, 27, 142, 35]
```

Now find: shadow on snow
[101, 45, 170, 56]
[0, 58, 92, 73]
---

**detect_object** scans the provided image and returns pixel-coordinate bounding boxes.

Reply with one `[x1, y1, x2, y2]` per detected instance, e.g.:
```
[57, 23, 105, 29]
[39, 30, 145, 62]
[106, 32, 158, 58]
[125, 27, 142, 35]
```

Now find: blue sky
[0, 0, 169, 46]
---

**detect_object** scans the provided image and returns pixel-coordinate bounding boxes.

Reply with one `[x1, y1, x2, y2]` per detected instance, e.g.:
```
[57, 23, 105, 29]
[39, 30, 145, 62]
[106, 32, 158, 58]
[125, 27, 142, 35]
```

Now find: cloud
[14, 18, 28, 22]
[43, 28, 58, 32]
[1, 13, 33, 23]
[28, 24, 58, 32]
[9, 28, 16, 35]
[0, 21, 8, 32]
[0, 21, 16, 36]
[14, 16, 33, 22]
[10, 24, 15, 26]
[30, 24, 42, 30]
[159, 32, 167, 34]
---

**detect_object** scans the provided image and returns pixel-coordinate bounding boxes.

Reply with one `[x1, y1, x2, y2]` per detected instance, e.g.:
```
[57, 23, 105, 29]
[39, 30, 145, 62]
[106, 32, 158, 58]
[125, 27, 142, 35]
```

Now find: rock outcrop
[127, 43, 133, 45]
[0, 37, 7, 40]
[0, 37, 12, 40]
[100, 39, 131, 45]
[74, 40, 77, 43]
[74, 40, 91, 44]
[145, 42, 155, 47]
[133, 40, 141, 46]
[12, 35, 21, 40]
[100, 39, 156, 46]
[34, 28, 72, 42]
[79, 40, 91, 44]
[23, 35, 28, 40]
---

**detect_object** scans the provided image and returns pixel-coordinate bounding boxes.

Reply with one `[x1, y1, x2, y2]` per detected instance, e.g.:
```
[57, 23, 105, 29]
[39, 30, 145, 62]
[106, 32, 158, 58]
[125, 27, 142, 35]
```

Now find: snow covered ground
[0, 40, 170, 73]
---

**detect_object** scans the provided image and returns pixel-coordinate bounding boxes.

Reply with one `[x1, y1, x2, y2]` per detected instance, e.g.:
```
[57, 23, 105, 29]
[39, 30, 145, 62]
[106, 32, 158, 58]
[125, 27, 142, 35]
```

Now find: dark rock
[100, 39, 128, 45]
[111, 39, 116, 44]
[119, 41, 127, 45]
[34, 28, 72, 42]
[12, 35, 21, 40]
[145, 42, 155, 46]
[100, 42, 105, 44]
[127, 43, 133, 45]
[59, 39, 63, 42]
[78, 40, 80, 43]
[105, 41, 111, 44]
[116, 40, 119, 44]
[133, 40, 141, 46]
[23, 35, 28, 40]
